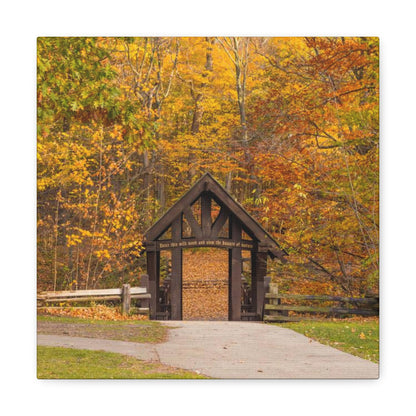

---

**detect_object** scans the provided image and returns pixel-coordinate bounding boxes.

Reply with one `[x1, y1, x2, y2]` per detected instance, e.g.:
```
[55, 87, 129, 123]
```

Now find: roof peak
[144, 172, 287, 260]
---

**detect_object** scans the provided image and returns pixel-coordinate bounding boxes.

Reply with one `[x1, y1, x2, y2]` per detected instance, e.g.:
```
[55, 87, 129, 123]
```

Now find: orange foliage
[38, 304, 148, 321]
[37, 37, 378, 297]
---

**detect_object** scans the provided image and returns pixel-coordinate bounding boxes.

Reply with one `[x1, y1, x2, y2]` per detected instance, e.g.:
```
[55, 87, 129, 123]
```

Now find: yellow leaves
[254, 195, 269, 206]
[78, 229, 93, 238]
[121, 240, 143, 257]
[37, 177, 54, 192]
[110, 217, 123, 231]
[40, 304, 148, 321]
[285, 184, 308, 202]
[359, 332, 366, 340]
[37, 37, 378, 297]
[66, 234, 83, 247]
[66, 228, 111, 248]
[95, 249, 111, 259]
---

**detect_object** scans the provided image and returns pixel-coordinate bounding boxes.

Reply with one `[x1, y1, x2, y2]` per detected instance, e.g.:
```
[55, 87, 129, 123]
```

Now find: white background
[0, 1, 414, 415]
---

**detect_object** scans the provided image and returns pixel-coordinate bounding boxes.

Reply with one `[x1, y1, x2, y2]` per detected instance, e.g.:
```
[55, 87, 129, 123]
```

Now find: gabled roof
[144, 172, 288, 260]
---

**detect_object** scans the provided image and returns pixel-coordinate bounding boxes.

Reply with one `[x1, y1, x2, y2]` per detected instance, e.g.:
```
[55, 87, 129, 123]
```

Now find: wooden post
[264, 276, 271, 295]
[121, 284, 131, 315]
[252, 251, 267, 320]
[229, 216, 242, 321]
[147, 250, 160, 319]
[170, 216, 182, 320]
[140, 274, 149, 290]
[251, 251, 257, 318]
[201, 192, 212, 237]
[269, 283, 279, 306]
[269, 282, 287, 317]
[139, 274, 150, 310]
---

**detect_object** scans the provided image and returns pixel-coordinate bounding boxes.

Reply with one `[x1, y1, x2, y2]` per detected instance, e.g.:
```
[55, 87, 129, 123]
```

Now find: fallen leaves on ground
[38, 304, 148, 321]
[182, 250, 229, 320]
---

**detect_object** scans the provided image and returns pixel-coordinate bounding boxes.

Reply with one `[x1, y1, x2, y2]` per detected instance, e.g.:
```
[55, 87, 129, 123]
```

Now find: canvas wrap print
[37, 37, 379, 379]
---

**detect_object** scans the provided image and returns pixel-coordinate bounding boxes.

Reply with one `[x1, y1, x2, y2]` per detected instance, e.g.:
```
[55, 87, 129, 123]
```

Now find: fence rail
[263, 286, 379, 322]
[37, 282, 150, 316]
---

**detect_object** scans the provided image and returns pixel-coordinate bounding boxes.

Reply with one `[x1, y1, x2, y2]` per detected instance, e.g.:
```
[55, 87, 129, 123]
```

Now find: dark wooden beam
[206, 180, 269, 243]
[144, 172, 287, 322]
[170, 216, 182, 320]
[147, 250, 160, 320]
[144, 172, 287, 260]
[183, 206, 203, 239]
[229, 216, 242, 321]
[204, 175, 287, 257]
[252, 251, 267, 319]
[139, 274, 150, 310]
[201, 192, 212, 237]
[145, 177, 208, 241]
[210, 206, 229, 238]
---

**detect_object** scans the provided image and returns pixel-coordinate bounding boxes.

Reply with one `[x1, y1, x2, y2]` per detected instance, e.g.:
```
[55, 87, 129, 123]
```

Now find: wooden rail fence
[37, 280, 151, 316]
[263, 284, 379, 322]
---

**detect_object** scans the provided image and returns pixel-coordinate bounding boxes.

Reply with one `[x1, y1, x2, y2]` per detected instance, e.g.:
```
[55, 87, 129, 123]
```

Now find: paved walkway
[38, 321, 379, 379]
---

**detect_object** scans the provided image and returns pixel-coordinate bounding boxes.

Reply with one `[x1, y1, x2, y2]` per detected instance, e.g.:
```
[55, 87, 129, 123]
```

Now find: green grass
[273, 320, 379, 363]
[37, 315, 168, 343]
[37, 346, 209, 379]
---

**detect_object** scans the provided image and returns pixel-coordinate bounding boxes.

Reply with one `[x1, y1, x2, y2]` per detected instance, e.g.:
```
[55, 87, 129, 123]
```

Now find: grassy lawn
[273, 319, 379, 363]
[37, 315, 168, 343]
[37, 346, 209, 379]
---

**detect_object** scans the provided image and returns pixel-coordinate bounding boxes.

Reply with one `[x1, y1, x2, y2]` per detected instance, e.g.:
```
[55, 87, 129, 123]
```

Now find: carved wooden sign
[157, 239, 254, 250]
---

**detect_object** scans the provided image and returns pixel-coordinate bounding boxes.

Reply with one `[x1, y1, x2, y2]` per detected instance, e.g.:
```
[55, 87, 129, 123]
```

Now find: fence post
[269, 282, 279, 306]
[269, 282, 285, 318]
[264, 276, 271, 295]
[121, 284, 131, 315]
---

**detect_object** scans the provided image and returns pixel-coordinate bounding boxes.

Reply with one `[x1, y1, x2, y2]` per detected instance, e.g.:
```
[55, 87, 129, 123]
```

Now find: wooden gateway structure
[143, 173, 287, 321]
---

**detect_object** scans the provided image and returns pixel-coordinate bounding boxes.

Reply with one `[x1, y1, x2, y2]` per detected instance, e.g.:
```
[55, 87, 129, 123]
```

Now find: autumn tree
[250, 37, 379, 295]
[38, 38, 146, 290]
[37, 36, 379, 297]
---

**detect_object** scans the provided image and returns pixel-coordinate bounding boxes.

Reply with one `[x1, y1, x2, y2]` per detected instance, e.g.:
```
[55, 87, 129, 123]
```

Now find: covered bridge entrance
[143, 173, 287, 321]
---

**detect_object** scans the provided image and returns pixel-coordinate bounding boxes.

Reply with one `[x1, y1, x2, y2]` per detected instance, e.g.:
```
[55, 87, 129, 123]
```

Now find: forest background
[37, 36, 379, 297]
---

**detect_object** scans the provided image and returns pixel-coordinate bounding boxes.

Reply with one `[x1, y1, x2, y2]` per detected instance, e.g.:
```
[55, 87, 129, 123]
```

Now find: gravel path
[38, 320, 378, 379]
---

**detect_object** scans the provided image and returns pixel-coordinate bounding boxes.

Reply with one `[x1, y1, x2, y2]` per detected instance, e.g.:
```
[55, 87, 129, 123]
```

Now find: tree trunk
[225, 171, 232, 193]
[188, 38, 214, 182]
[143, 149, 151, 201]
